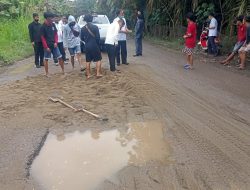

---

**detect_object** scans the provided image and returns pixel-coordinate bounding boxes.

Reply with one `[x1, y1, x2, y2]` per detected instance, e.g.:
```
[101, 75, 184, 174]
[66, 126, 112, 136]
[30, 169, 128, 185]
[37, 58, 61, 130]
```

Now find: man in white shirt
[207, 13, 218, 56]
[105, 19, 125, 72]
[114, 9, 132, 65]
[54, 15, 67, 65]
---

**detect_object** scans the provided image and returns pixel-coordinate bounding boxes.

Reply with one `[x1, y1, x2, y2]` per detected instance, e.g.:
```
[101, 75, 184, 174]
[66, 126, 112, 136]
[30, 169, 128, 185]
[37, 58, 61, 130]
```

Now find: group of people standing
[183, 12, 250, 70]
[28, 9, 145, 78]
[28, 12, 84, 77]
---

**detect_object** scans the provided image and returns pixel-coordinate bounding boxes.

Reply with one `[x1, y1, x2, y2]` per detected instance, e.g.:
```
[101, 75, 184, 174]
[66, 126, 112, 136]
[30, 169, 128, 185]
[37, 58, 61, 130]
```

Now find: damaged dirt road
[0, 40, 250, 190]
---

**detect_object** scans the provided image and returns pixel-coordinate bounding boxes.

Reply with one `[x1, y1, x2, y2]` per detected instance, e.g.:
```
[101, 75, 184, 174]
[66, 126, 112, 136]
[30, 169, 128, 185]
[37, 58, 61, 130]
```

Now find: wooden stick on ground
[49, 97, 108, 121]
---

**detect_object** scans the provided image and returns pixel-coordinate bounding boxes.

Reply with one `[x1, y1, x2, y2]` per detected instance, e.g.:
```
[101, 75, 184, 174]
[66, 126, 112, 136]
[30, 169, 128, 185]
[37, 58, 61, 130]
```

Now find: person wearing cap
[238, 16, 250, 70]
[105, 19, 125, 72]
[183, 12, 197, 70]
[28, 13, 44, 68]
[114, 9, 132, 66]
[220, 16, 246, 66]
[207, 13, 219, 56]
[81, 14, 103, 79]
[134, 11, 144, 57]
[40, 12, 65, 77]
[63, 15, 84, 71]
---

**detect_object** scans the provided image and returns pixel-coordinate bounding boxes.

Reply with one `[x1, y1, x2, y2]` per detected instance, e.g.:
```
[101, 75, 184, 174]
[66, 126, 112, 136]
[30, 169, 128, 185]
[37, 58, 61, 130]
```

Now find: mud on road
[0, 40, 250, 190]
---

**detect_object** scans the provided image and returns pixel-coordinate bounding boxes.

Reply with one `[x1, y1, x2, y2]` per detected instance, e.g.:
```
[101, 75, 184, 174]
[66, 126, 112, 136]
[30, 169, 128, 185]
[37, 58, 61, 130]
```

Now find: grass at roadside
[0, 17, 33, 66]
[145, 34, 235, 54]
[145, 35, 184, 51]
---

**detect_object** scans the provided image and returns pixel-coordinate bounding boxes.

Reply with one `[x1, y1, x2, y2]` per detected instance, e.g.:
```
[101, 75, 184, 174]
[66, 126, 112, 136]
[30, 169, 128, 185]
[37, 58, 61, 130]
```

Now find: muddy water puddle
[30, 121, 170, 190]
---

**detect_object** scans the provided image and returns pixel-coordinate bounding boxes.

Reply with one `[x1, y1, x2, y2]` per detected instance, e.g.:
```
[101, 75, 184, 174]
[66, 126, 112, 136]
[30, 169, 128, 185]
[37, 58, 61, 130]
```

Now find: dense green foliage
[0, 0, 43, 65]
[0, 17, 33, 64]
[1, 0, 250, 65]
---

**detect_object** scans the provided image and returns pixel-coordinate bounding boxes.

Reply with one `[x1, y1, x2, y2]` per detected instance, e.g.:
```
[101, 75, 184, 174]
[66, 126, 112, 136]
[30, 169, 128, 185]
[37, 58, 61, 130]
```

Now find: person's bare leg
[186, 54, 190, 65]
[220, 52, 235, 65]
[71, 56, 75, 69]
[44, 59, 49, 77]
[76, 53, 84, 70]
[239, 52, 246, 69]
[96, 61, 103, 77]
[190, 54, 194, 69]
[86, 62, 91, 79]
[58, 58, 65, 74]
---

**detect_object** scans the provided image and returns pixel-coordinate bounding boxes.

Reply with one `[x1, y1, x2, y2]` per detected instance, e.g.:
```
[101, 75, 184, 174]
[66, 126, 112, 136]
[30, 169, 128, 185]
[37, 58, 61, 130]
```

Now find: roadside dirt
[0, 39, 250, 190]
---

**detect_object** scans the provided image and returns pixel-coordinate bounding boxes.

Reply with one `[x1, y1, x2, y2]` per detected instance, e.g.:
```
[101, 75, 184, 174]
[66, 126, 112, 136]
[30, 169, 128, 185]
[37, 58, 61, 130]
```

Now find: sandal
[184, 65, 191, 70]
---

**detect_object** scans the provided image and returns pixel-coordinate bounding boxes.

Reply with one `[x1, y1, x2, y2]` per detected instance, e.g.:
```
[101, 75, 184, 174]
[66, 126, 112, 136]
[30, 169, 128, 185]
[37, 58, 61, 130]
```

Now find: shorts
[44, 47, 62, 60]
[232, 41, 244, 53]
[239, 44, 250, 53]
[68, 45, 81, 56]
[85, 47, 102, 62]
[182, 46, 194, 55]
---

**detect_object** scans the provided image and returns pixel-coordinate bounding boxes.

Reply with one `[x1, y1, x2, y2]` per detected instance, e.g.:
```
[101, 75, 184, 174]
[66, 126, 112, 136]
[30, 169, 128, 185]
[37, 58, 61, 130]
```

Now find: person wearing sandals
[238, 16, 250, 70]
[81, 14, 102, 79]
[183, 12, 197, 70]
[63, 15, 84, 71]
[220, 16, 246, 66]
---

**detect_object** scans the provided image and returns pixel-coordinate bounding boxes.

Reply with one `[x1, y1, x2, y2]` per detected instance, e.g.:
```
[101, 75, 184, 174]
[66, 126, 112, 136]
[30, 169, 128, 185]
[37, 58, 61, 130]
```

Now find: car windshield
[92, 16, 109, 24]
[78, 15, 109, 26]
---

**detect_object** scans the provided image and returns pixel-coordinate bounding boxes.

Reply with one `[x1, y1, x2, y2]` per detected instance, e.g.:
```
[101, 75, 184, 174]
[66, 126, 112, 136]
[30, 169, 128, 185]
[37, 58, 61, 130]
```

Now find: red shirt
[185, 21, 197, 48]
[237, 24, 246, 42]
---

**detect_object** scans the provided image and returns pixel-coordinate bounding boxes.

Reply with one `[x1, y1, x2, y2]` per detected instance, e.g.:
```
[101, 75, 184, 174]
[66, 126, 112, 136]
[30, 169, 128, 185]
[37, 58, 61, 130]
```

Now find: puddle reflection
[31, 121, 169, 190]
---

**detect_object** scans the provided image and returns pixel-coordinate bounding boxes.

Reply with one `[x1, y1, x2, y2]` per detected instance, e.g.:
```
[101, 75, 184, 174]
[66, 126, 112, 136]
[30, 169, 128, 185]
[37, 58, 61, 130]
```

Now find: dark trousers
[208, 36, 218, 55]
[135, 37, 142, 55]
[116, 40, 127, 64]
[34, 42, 44, 66]
[106, 44, 116, 71]
[54, 42, 66, 63]
[58, 42, 66, 61]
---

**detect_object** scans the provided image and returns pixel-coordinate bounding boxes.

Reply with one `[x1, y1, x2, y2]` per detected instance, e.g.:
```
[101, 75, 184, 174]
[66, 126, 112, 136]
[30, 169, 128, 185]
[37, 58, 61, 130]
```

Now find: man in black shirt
[238, 16, 250, 70]
[40, 12, 64, 77]
[28, 13, 44, 68]
[81, 14, 102, 79]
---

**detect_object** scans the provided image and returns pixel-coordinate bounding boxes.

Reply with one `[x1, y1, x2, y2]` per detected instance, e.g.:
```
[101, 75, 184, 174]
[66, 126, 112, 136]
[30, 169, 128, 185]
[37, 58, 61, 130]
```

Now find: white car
[78, 14, 110, 51]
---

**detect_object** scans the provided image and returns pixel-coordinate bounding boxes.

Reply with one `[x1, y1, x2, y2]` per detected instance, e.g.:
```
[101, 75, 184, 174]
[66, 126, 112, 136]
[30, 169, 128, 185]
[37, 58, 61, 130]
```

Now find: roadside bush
[0, 16, 33, 65]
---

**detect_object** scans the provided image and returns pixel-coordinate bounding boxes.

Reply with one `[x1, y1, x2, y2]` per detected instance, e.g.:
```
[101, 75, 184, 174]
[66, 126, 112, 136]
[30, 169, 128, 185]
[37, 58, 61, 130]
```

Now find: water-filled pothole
[30, 121, 170, 190]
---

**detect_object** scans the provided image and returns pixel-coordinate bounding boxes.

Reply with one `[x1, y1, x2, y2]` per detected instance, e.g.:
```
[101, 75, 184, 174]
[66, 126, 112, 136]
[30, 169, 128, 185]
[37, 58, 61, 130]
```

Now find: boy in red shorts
[183, 12, 197, 70]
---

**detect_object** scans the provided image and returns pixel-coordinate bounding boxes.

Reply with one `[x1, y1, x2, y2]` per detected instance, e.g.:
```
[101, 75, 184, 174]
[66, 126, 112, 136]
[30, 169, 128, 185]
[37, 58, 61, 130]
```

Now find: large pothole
[30, 121, 170, 190]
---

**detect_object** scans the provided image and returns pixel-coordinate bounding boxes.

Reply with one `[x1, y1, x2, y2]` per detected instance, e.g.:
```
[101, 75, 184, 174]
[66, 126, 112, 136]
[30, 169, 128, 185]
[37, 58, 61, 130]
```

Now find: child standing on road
[183, 12, 197, 70]
[40, 12, 64, 77]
